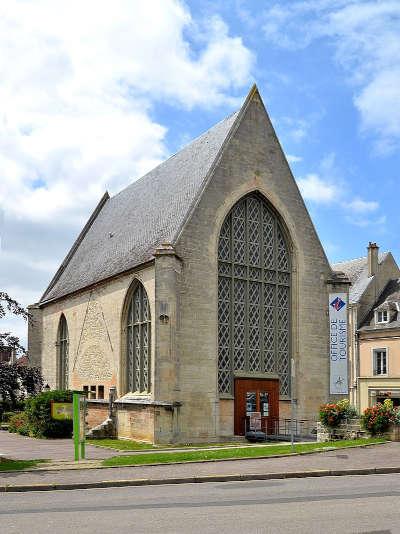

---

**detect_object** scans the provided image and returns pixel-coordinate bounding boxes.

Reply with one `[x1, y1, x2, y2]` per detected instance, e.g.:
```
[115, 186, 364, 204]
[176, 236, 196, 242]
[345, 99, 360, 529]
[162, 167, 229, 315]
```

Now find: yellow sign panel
[51, 402, 73, 420]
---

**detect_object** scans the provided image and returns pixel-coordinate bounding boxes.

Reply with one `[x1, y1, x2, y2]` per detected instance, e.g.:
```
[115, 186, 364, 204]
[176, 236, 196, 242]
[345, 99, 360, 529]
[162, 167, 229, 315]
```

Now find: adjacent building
[332, 244, 400, 411]
[28, 85, 350, 443]
[357, 279, 400, 411]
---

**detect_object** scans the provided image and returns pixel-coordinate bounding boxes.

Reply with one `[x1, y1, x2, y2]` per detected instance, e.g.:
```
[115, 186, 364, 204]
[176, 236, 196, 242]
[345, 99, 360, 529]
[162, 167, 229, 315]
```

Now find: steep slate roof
[40, 108, 241, 304]
[359, 278, 400, 331]
[332, 253, 389, 304]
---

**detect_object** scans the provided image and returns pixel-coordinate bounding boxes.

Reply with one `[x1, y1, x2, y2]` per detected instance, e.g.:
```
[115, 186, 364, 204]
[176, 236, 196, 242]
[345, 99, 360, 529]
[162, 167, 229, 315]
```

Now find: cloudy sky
[1, 0, 399, 345]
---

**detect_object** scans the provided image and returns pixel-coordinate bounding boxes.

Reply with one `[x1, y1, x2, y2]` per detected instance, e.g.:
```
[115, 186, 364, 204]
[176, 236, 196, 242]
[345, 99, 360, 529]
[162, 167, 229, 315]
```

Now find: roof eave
[38, 257, 155, 307]
[39, 191, 110, 303]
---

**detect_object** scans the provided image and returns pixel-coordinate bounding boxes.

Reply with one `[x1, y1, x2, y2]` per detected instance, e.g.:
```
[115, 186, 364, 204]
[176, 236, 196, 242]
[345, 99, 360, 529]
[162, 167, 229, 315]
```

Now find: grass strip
[0, 459, 46, 471]
[102, 438, 386, 467]
[87, 439, 155, 451]
[88, 439, 248, 451]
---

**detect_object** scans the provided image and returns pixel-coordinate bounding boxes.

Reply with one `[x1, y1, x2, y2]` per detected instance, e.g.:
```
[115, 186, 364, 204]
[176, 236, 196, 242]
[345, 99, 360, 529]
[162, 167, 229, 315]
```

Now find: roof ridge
[38, 91, 247, 304]
[110, 110, 240, 203]
[332, 251, 389, 267]
[332, 255, 367, 266]
[172, 84, 259, 244]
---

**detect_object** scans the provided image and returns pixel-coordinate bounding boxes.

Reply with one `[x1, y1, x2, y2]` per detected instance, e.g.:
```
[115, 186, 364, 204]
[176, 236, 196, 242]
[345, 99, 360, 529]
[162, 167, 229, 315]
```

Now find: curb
[2, 465, 400, 493]
[99, 441, 388, 469]
[0, 440, 388, 475]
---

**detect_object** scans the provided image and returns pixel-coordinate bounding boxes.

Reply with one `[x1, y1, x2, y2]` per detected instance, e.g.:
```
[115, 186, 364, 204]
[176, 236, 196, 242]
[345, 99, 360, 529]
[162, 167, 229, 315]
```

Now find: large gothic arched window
[127, 283, 151, 393]
[57, 314, 69, 389]
[218, 193, 291, 396]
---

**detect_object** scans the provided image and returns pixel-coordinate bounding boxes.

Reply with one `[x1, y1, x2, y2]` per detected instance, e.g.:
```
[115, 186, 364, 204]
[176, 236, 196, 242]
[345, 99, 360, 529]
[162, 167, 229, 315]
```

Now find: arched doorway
[217, 193, 291, 434]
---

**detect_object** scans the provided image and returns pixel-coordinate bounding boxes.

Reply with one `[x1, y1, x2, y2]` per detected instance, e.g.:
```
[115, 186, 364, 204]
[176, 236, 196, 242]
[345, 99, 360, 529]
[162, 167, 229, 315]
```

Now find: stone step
[86, 417, 115, 439]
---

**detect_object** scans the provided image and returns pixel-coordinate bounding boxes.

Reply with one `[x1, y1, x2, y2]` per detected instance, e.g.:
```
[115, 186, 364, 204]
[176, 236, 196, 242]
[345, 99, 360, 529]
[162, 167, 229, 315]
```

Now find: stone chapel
[28, 86, 349, 443]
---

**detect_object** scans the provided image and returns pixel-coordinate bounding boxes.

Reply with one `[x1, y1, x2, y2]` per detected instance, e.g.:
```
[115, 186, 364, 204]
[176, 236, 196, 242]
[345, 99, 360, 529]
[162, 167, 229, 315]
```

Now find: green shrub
[25, 390, 72, 438]
[336, 398, 358, 418]
[2, 411, 20, 423]
[319, 399, 358, 428]
[361, 402, 393, 435]
[8, 412, 30, 435]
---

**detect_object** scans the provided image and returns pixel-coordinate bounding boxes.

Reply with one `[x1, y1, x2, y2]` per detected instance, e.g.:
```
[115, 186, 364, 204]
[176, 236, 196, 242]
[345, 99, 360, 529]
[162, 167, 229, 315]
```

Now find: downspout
[355, 329, 360, 411]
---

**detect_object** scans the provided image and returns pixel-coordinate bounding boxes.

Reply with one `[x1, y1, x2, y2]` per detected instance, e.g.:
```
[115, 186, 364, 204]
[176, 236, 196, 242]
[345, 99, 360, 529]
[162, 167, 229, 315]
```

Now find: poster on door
[328, 293, 348, 394]
[249, 412, 261, 430]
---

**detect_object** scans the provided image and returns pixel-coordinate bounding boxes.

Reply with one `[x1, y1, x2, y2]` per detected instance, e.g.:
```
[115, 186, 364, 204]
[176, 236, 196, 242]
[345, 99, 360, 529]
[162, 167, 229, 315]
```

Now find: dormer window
[376, 310, 389, 324]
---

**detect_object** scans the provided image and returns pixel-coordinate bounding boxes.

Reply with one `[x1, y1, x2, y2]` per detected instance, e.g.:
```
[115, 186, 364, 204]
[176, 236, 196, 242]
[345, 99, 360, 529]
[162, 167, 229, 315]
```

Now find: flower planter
[388, 424, 400, 442]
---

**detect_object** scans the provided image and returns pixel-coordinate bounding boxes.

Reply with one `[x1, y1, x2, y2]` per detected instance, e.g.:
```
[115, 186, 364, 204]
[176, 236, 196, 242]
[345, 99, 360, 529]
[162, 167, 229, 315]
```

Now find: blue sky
[0, 0, 399, 343]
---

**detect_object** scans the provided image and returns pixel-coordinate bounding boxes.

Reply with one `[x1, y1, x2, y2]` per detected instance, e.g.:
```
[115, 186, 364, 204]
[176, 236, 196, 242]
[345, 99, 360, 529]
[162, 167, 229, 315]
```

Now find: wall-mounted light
[160, 302, 169, 324]
[160, 314, 169, 324]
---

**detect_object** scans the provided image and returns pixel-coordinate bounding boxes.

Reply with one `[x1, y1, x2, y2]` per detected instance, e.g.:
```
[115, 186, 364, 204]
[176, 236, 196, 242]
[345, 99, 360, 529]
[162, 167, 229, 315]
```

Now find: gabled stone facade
[29, 86, 348, 443]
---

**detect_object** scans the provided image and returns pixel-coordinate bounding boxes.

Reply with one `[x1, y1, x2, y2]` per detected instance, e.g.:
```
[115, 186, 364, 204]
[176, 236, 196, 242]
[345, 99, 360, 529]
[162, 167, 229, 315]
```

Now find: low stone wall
[317, 418, 365, 442]
[116, 403, 155, 443]
[86, 400, 109, 430]
[387, 425, 400, 442]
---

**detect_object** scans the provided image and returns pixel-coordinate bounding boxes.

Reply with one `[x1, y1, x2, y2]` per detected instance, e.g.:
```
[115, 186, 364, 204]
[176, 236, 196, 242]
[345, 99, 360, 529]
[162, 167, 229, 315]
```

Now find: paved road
[1, 441, 399, 488]
[1, 473, 400, 533]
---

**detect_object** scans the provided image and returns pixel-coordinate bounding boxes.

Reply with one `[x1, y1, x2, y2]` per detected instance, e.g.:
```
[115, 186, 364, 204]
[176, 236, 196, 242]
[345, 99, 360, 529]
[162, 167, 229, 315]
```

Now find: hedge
[24, 390, 73, 438]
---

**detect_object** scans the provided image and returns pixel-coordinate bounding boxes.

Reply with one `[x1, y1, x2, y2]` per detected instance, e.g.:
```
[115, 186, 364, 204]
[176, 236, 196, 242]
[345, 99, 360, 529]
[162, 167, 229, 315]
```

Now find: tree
[0, 292, 43, 413]
[0, 291, 29, 356]
[0, 362, 43, 412]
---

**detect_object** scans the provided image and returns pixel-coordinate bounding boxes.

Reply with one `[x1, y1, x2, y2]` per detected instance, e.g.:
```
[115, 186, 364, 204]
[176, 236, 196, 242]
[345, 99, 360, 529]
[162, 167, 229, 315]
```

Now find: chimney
[368, 242, 379, 277]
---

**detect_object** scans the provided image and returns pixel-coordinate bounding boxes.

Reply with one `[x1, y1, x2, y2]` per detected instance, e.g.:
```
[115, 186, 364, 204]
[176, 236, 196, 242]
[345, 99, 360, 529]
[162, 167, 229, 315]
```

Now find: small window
[90, 385, 97, 399]
[376, 310, 389, 324]
[373, 349, 387, 375]
[57, 315, 69, 389]
[97, 385, 104, 399]
[83, 385, 89, 397]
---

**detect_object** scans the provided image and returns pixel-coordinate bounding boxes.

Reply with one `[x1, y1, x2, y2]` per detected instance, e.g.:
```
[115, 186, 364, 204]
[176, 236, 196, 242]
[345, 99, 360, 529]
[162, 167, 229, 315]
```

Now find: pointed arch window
[218, 193, 291, 396]
[127, 283, 151, 393]
[57, 315, 69, 389]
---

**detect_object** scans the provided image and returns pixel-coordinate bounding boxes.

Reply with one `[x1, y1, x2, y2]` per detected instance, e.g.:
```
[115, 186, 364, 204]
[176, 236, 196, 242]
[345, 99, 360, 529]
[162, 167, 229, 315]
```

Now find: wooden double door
[234, 378, 279, 436]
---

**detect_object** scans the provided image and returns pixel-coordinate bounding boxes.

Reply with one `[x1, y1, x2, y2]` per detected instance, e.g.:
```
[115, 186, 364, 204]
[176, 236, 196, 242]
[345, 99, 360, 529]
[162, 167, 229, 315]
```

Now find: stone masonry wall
[317, 419, 364, 442]
[38, 264, 155, 399]
[116, 404, 155, 442]
[86, 401, 109, 430]
[174, 90, 336, 441]
[27, 305, 43, 368]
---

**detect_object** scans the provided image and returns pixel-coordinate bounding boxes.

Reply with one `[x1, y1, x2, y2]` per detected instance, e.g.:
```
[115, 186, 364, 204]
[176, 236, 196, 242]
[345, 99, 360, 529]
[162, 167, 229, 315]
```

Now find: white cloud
[278, 116, 310, 143]
[297, 174, 338, 203]
[0, 0, 253, 224]
[262, 1, 400, 152]
[345, 214, 386, 228]
[286, 154, 303, 164]
[345, 198, 379, 214]
[0, 0, 253, 315]
[296, 154, 383, 228]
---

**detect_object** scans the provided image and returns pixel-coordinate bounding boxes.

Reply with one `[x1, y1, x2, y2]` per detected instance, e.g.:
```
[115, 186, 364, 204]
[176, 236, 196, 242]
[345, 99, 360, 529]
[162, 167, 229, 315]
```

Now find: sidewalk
[1, 442, 399, 492]
[0, 429, 288, 460]
[0, 430, 119, 460]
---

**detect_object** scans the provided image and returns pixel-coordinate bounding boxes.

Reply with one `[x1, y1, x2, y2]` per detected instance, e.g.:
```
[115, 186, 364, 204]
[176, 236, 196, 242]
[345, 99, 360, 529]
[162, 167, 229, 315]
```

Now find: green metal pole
[81, 396, 86, 459]
[290, 358, 295, 453]
[73, 392, 80, 461]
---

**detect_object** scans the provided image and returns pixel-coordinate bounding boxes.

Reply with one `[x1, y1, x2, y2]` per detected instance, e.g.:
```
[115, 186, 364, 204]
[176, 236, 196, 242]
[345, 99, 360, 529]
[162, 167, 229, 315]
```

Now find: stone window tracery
[218, 193, 291, 396]
[127, 283, 151, 393]
[57, 314, 69, 389]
